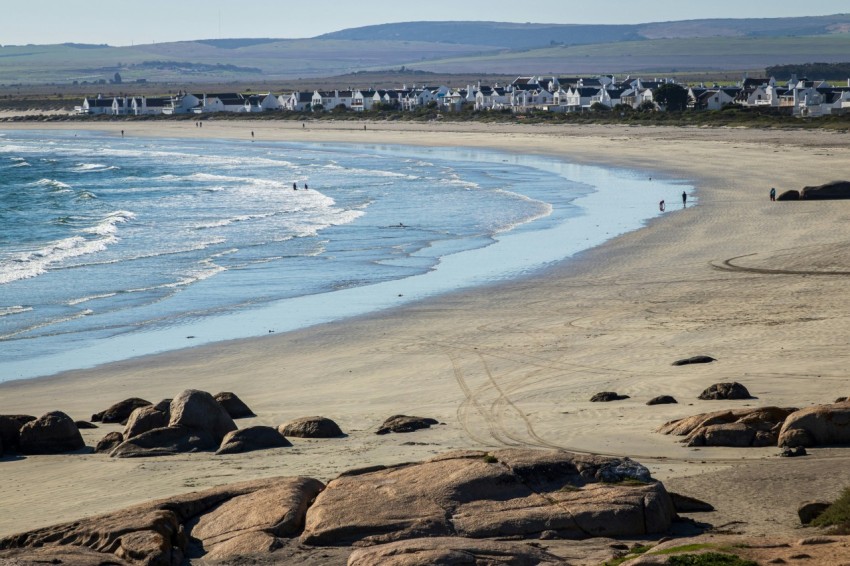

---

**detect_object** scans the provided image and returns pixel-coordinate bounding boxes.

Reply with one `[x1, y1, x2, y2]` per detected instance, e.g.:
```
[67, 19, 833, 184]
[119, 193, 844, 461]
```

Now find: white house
[163, 93, 201, 115]
[283, 92, 313, 112]
[78, 96, 114, 115]
[130, 96, 169, 115]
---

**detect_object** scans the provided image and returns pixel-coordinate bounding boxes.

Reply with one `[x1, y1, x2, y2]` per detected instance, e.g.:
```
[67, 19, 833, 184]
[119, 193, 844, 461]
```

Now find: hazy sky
[2, 0, 848, 46]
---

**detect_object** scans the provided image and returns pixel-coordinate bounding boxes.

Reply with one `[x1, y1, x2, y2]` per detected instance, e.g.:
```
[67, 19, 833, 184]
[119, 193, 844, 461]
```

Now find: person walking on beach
[770, 187, 776, 201]
[293, 182, 297, 191]
[659, 200, 665, 212]
[682, 191, 687, 206]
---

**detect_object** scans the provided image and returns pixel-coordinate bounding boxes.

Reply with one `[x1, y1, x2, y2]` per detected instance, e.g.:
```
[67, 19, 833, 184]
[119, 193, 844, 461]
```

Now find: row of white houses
[75, 75, 850, 118]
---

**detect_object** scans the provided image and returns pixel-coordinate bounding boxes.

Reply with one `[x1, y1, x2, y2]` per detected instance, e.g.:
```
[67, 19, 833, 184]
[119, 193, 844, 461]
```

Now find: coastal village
[76, 74, 850, 118]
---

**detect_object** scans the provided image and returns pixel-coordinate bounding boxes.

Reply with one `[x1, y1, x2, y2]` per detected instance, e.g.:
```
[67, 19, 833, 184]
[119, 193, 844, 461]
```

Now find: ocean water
[0, 130, 691, 381]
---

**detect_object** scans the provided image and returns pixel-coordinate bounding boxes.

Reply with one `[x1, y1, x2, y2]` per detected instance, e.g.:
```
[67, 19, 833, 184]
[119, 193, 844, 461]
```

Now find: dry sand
[2, 119, 850, 542]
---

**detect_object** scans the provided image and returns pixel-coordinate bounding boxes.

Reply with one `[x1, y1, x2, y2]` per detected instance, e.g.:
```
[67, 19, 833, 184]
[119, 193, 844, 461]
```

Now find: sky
[2, 0, 848, 46]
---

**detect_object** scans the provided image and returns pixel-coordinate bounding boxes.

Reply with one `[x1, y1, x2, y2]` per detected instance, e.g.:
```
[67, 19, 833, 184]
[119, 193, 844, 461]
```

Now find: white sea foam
[34, 178, 72, 190]
[73, 163, 118, 173]
[11, 161, 31, 167]
[67, 292, 118, 306]
[82, 210, 136, 236]
[0, 306, 33, 317]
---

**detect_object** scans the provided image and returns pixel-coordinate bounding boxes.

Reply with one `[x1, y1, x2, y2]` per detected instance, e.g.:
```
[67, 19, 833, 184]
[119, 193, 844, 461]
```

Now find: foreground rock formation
[659, 403, 850, 449]
[0, 449, 678, 564]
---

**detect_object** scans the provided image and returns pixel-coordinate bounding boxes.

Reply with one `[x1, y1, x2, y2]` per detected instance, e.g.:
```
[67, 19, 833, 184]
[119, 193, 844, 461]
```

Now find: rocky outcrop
[110, 426, 215, 458]
[658, 407, 796, 447]
[301, 449, 675, 546]
[74, 420, 98, 429]
[170, 390, 237, 445]
[777, 189, 801, 201]
[95, 431, 124, 454]
[216, 426, 292, 455]
[18, 411, 86, 455]
[0, 414, 36, 454]
[0, 476, 323, 565]
[647, 396, 677, 406]
[347, 537, 563, 566]
[672, 355, 715, 366]
[376, 415, 438, 435]
[800, 180, 850, 200]
[91, 398, 151, 424]
[778, 402, 850, 447]
[590, 391, 630, 402]
[213, 392, 255, 419]
[280, 416, 344, 438]
[698, 382, 752, 400]
[123, 405, 169, 440]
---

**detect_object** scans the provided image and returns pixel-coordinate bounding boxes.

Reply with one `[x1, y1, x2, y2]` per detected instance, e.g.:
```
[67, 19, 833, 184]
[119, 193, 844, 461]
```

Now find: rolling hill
[1, 15, 849, 86]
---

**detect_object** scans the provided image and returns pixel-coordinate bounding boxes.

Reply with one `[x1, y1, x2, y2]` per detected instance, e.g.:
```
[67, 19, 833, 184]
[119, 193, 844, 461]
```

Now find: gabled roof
[743, 78, 769, 88]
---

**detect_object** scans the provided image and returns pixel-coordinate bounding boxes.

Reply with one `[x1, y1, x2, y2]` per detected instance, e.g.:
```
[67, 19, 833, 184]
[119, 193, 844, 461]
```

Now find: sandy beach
[2, 119, 850, 543]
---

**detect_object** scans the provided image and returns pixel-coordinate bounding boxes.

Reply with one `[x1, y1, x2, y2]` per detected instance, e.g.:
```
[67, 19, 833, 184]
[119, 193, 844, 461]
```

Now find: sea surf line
[0, 133, 691, 381]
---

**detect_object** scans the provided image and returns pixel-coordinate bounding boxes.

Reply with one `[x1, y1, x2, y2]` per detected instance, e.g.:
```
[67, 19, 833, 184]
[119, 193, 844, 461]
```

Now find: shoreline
[2, 120, 850, 539]
[0, 131, 689, 382]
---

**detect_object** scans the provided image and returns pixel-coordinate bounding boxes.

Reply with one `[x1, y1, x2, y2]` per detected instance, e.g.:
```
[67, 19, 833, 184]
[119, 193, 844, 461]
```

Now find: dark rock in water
[91, 398, 152, 424]
[698, 382, 752, 400]
[376, 415, 438, 435]
[779, 402, 850, 448]
[75, 420, 98, 429]
[123, 405, 169, 440]
[777, 189, 800, 201]
[280, 416, 344, 438]
[798, 501, 830, 525]
[0, 415, 36, 453]
[672, 355, 716, 366]
[18, 411, 85, 455]
[216, 426, 291, 455]
[110, 426, 215, 458]
[590, 391, 630, 402]
[348, 537, 563, 566]
[170, 390, 237, 444]
[800, 180, 850, 200]
[214, 392, 256, 419]
[95, 431, 124, 454]
[647, 395, 678, 406]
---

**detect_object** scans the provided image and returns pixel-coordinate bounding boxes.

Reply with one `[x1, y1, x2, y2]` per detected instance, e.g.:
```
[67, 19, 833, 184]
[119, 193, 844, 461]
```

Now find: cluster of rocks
[0, 448, 690, 565]
[777, 180, 850, 201]
[1, 390, 443, 460]
[659, 401, 850, 449]
[592, 380, 752, 407]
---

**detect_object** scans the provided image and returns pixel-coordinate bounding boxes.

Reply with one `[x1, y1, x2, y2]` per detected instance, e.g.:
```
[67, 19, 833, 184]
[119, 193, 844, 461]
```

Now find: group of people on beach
[292, 182, 308, 191]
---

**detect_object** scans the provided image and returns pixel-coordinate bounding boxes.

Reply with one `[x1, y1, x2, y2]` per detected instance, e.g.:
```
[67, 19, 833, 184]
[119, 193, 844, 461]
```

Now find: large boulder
[92, 398, 152, 424]
[217, 426, 292, 455]
[280, 416, 344, 438]
[95, 432, 124, 454]
[376, 415, 438, 435]
[698, 382, 753, 400]
[658, 406, 796, 447]
[301, 449, 675, 546]
[647, 396, 678, 406]
[800, 180, 850, 200]
[0, 414, 36, 453]
[18, 411, 86, 455]
[0, 476, 323, 565]
[214, 392, 255, 419]
[123, 405, 169, 440]
[110, 426, 216, 458]
[347, 537, 563, 566]
[169, 389, 237, 445]
[778, 402, 850, 447]
[777, 189, 800, 201]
